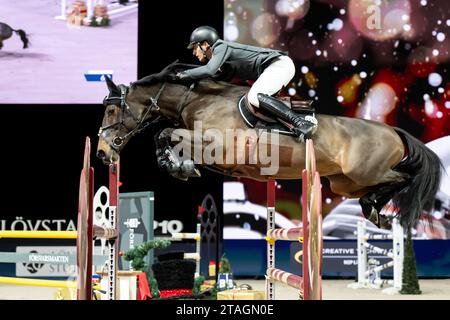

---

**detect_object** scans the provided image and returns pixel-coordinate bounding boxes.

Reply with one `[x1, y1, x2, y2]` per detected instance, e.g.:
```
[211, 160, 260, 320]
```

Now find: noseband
[98, 82, 166, 150]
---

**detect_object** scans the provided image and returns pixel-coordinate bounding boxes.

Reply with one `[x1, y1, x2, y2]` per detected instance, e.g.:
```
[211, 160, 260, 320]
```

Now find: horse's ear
[105, 75, 120, 95]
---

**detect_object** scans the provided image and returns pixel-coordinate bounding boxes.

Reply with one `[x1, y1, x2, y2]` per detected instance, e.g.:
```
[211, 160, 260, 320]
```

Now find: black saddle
[238, 94, 316, 137]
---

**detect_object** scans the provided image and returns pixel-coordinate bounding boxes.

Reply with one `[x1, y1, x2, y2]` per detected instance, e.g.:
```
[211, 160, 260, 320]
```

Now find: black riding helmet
[187, 26, 220, 49]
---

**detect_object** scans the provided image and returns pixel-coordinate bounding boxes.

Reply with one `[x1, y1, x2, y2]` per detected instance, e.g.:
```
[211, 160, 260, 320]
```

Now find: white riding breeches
[247, 55, 296, 107]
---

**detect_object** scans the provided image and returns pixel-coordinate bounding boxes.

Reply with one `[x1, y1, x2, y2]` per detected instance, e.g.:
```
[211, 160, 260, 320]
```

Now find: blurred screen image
[0, 0, 137, 104]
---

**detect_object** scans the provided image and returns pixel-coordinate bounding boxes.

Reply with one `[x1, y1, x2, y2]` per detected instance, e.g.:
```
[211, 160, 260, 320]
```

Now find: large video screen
[223, 0, 450, 240]
[0, 0, 137, 104]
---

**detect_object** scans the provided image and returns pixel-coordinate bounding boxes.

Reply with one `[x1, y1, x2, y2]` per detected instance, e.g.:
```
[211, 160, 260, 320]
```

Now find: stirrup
[291, 127, 313, 140]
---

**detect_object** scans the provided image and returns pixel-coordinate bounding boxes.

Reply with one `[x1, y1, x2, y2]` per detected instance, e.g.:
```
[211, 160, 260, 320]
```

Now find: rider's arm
[180, 43, 231, 80]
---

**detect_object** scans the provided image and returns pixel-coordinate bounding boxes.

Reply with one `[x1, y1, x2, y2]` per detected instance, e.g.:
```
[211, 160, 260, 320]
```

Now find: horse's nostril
[97, 150, 106, 159]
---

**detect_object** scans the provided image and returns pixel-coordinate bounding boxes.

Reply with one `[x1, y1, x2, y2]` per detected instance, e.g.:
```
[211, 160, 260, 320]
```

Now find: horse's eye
[108, 109, 115, 116]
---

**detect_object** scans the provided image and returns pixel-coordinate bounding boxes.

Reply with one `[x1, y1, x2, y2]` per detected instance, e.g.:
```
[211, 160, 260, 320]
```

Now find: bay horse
[96, 64, 442, 230]
[0, 22, 30, 50]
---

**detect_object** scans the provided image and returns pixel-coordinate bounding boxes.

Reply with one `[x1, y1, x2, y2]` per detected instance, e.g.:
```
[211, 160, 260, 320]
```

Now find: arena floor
[240, 279, 450, 300]
[0, 279, 449, 300]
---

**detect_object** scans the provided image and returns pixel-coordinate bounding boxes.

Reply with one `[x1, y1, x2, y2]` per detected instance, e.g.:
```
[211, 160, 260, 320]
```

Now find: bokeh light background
[223, 0, 450, 237]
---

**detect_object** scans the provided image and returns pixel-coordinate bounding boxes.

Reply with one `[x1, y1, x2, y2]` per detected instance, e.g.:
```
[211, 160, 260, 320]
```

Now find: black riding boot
[257, 93, 317, 139]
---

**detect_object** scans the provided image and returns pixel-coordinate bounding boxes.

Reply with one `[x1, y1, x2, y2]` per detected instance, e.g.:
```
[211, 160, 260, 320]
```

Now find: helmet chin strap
[199, 44, 210, 61]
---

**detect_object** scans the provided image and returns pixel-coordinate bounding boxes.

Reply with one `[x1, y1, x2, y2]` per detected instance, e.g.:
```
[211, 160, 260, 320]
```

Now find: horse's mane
[195, 79, 248, 96]
[131, 72, 168, 87]
[132, 61, 248, 96]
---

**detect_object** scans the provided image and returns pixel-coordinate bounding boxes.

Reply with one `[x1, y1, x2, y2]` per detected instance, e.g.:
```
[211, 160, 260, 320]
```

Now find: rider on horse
[175, 26, 316, 139]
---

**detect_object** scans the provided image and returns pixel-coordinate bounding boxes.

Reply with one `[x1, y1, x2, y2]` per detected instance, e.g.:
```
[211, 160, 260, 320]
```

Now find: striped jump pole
[93, 225, 119, 239]
[106, 160, 120, 300]
[266, 227, 303, 241]
[265, 177, 276, 300]
[265, 139, 322, 300]
[169, 233, 201, 241]
[267, 268, 303, 290]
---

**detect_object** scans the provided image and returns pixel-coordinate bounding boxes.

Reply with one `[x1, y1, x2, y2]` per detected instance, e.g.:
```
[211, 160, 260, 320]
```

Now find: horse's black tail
[392, 128, 443, 229]
[14, 29, 29, 49]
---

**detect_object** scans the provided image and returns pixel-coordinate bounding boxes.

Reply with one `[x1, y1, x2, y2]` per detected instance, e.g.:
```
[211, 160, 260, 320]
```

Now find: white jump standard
[348, 217, 404, 294]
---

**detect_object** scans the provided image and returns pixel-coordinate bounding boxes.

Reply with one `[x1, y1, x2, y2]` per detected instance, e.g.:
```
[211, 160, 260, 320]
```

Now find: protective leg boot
[257, 93, 316, 139]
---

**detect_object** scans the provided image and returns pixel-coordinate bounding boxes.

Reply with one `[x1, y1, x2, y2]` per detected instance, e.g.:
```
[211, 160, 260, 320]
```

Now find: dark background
[0, 0, 224, 232]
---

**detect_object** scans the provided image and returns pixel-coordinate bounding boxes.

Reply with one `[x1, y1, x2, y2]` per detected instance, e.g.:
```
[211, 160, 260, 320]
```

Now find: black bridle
[98, 81, 195, 151]
[98, 82, 166, 150]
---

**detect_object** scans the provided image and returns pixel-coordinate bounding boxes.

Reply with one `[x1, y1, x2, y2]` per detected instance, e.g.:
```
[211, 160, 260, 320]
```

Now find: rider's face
[192, 42, 209, 62]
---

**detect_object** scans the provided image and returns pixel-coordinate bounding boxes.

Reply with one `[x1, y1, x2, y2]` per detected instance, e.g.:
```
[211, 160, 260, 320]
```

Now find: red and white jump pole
[265, 139, 323, 300]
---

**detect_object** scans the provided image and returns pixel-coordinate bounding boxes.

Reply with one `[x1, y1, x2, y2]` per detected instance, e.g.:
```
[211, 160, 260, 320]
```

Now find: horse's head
[97, 62, 203, 165]
[96, 76, 165, 164]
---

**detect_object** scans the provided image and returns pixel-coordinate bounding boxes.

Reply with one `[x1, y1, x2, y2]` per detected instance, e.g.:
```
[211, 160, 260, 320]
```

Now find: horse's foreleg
[155, 128, 201, 180]
[155, 128, 175, 150]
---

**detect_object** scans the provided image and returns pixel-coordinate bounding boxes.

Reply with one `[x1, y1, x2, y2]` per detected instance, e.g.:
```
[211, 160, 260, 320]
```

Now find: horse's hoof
[368, 207, 379, 226]
[193, 168, 201, 177]
[379, 215, 393, 230]
[181, 160, 201, 178]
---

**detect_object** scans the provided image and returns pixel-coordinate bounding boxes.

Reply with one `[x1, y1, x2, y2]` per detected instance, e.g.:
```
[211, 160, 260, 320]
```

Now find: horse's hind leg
[328, 174, 398, 228]
[359, 181, 408, 229]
